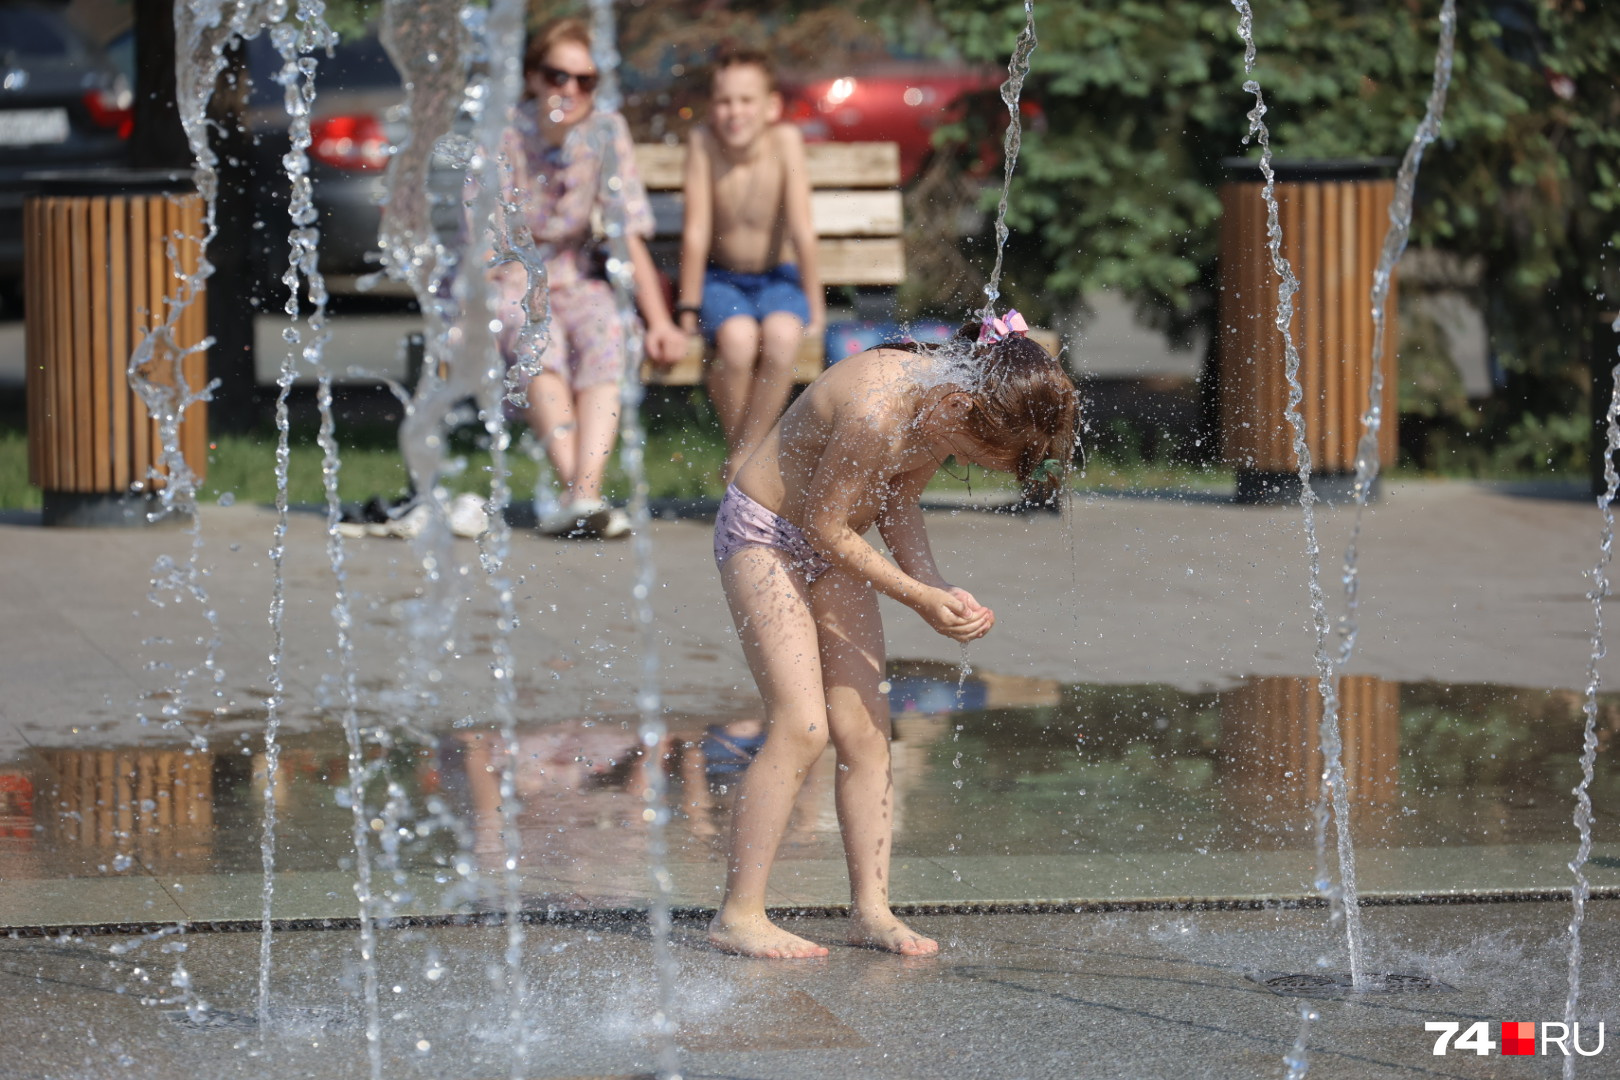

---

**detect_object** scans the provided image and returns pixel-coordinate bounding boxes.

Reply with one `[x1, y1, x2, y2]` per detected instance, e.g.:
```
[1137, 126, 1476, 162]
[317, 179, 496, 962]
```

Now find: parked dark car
[0, 3, 132, 295]
[240, 32, 410, 298]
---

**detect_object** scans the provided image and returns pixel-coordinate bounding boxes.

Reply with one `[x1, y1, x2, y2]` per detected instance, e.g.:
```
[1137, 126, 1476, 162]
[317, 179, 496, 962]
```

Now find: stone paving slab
[5, 844, 1617, 932]
[1, 483, 1616, 935]
[2, 480, 1613, 760]
[1, 902, 1614, 1079]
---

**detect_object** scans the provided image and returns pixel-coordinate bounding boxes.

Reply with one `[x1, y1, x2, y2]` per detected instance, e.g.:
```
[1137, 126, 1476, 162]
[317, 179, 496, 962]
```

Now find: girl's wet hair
[888, 323, 1080, 505]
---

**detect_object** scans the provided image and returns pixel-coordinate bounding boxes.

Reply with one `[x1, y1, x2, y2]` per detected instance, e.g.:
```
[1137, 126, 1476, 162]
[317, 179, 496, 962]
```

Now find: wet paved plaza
[2, 483, 1618, 1076]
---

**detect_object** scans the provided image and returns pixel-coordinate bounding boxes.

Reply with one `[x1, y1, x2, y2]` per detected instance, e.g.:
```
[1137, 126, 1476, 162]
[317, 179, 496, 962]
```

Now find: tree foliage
[931, 0, 1620, 469]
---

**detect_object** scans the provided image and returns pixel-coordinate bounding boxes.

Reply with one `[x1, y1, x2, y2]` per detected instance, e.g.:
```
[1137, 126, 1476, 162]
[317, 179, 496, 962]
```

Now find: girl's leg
[812, 568, 939, 956]
[527, 371, 578, 493]
[731, 311, 801, 477]
[568, 382, 621, 505]
[710, 547, 832, 958]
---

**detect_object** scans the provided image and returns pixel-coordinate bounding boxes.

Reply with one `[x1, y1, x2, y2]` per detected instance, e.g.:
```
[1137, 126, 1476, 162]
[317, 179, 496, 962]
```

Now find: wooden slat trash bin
[1217, 159, 1399, 504]
[1593, 312, 1620, 498]
[1218, 674, 1400, 836]
[24, 171, 209, 526]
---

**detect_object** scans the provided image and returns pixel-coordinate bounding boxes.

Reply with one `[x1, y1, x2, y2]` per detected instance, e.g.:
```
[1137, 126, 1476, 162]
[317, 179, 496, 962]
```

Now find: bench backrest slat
[635, 140, 903, 289]
[646, 189, 902, 240]
[634, 140, 900, 191]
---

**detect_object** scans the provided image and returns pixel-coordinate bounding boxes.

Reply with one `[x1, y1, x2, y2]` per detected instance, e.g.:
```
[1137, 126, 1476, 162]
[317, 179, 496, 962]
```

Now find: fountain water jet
[118, 1, 1567, 1075]
[1566, 310, 1620, 1078]
[258, 0, 341, 1036]
[450, 3, 535, 1073]
[585, 2, 681, 1073]
[977, 0, 1036, 322]
[1228, 0, 1365, 982]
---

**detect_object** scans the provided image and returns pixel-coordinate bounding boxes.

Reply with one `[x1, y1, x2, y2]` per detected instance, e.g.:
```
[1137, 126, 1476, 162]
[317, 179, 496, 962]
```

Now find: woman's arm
[629, 233, 686, 367]
[777, 125, 824, 335]
[677, 128, 713, 341]
[603, 113, 685, 366]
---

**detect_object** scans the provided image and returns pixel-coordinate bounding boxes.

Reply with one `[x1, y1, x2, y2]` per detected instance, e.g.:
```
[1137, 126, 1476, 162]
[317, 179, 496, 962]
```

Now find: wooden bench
[634, 140, 905, 385]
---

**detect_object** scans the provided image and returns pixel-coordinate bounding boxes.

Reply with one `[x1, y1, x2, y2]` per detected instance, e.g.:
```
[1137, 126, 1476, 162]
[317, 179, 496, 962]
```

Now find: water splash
[375, 0, 463, 303]
[451, 3, 533, 1074]
[1335, 0, 1457, 657]
[257, 0, 340, 1035]
[587, 3, 680, 1075]
[376, 0, 536, 1072]
[270, 4, 391, 1074]
[372, 17, 498, 1067]
[1283, 1004, 1320, 1079]
[1228, 0, 1363, 985]
[136, 0, 273, 765]
[978, 0, 1037, 320]
[1567, 310, 1620, 1079]
[167, 0, 290, 1031]
[381, 0, 477, 722]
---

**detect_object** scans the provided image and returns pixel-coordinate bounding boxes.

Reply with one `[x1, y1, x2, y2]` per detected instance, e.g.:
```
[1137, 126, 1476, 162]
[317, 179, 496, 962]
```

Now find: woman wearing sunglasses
[491, 17, 687, 539]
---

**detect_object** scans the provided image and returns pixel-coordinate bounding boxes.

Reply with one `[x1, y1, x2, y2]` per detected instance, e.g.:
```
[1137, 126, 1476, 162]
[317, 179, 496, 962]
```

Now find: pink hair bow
[978, 308, 1029, 344]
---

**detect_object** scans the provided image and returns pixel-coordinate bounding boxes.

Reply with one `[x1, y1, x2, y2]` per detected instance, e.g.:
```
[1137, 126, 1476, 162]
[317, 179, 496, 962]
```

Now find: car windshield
[0, 8, 77, 58]
[246, 34, 400, 105]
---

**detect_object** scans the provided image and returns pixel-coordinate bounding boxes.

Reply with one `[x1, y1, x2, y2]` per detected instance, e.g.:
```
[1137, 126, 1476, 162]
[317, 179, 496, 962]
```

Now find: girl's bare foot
[708, 912, 829, 959]
[847, 911, 939, 956]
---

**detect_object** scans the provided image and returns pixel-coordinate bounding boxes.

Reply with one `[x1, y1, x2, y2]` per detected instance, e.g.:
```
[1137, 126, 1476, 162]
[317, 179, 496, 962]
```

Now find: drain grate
[163, 1008, 258, 1030]
[1248, 971, 1455, 997]
[163, 1005, 355, 1031]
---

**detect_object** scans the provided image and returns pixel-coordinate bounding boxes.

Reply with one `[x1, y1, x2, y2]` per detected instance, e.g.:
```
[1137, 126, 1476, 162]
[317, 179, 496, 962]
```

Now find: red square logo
[1502, 1022, 1536, 1056]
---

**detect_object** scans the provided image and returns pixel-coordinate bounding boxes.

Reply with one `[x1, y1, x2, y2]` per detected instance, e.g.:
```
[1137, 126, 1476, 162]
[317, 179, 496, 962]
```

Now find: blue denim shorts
[699, 263, 810, 342]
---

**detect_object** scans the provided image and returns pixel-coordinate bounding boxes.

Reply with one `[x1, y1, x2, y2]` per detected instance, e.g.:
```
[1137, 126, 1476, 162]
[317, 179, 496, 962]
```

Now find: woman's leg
[709, 547, 832, 958]
[812, 568, 939, 956]
[527, 370, 578, 492]
[568, 382, 621, 505]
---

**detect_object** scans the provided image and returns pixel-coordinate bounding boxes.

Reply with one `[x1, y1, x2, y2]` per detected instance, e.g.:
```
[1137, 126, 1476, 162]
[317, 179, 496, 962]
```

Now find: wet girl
[709, 312, 1079, 958]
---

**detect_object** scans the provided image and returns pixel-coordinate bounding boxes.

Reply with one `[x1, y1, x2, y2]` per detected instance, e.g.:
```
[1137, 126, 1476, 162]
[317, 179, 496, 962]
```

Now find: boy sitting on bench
[676, 47, 825, 484]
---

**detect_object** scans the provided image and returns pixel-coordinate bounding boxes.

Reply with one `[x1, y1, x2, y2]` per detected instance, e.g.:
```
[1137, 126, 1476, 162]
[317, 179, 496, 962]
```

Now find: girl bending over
[709, 312, 1079, 958]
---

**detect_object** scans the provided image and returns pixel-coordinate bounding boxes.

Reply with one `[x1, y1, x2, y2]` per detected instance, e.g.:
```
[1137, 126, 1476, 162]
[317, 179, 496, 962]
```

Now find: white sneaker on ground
[599, 507, 631, 539]
[538, 499, 623, 539]
[368, 502, 429, 539]
[448, 492, 488, 538]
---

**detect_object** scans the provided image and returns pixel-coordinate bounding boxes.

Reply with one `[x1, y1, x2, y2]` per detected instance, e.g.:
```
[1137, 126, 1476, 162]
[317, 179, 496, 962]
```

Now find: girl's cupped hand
[915, 586, 995, 643]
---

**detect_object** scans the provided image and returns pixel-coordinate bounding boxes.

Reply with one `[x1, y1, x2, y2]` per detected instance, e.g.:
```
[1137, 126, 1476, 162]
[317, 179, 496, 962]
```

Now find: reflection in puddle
[3, 669, 1616, 892]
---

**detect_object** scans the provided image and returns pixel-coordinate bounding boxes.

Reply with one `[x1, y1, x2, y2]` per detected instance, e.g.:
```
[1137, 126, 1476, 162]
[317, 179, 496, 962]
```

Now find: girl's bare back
[732, 347, 934, 531]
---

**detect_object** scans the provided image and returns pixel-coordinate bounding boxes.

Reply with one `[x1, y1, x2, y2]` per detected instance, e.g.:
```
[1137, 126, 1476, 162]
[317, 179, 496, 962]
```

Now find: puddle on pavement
[1, 666, 1615, 886]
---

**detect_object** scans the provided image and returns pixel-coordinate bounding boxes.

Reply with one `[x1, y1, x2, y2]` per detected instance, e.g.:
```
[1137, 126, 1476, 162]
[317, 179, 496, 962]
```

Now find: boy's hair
[524, 16, 593, 81]
[710, 45, 778, 94]
[893, 324, 1081, 506]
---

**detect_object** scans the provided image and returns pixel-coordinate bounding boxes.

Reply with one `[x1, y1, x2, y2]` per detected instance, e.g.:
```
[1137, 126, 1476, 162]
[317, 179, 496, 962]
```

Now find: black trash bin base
[42, 491, 178, 528]
[1234, 470, 1376, 507]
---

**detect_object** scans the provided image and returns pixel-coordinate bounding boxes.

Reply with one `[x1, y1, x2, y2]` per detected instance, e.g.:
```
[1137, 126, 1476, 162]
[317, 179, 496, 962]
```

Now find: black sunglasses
[536, 64, 599, 93]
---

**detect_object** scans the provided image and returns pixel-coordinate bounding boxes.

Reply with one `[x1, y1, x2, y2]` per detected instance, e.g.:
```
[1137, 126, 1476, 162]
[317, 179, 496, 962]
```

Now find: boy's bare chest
[711, 157, 786, 230]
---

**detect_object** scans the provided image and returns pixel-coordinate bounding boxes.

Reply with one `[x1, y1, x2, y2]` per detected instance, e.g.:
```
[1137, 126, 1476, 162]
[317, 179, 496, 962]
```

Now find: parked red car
[782, 62, 1004, 185]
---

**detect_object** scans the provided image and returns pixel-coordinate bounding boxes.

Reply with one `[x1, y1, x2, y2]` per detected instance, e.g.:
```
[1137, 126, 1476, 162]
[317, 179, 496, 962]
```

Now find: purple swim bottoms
[713, 484, 832, 584]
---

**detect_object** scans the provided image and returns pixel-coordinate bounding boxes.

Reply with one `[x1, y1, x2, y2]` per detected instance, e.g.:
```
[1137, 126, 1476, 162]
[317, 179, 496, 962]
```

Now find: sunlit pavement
[3, 905, 1615, 1079]
[2, 486, 1617, 1076]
